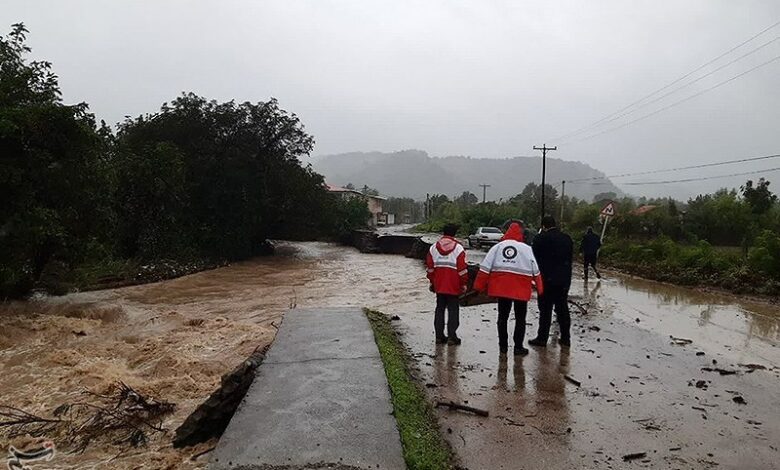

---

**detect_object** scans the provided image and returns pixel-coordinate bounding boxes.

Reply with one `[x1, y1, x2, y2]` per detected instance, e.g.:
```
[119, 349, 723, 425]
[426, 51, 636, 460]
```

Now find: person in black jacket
[530, 216, 574, 347]
[581, 227, 602, 281]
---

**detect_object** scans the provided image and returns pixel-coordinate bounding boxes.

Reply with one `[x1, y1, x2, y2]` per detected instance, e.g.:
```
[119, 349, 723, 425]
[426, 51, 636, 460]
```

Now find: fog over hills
[313, 150, 622, 202]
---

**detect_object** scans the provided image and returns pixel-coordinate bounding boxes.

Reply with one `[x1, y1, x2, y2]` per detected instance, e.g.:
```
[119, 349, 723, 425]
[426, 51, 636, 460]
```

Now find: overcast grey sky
[4, 1, 780, 198]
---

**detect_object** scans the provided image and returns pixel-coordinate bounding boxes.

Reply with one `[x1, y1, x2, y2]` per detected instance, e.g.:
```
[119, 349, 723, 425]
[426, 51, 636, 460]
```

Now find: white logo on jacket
[480, 240, 539, 277]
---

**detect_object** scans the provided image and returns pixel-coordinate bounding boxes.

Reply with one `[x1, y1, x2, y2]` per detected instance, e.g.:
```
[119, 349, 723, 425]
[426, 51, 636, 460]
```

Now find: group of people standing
[426, 216, 600, 355]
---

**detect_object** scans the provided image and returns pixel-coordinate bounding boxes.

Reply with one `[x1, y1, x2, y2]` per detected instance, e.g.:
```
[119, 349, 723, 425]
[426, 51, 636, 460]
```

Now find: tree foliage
[0, 25, 368, 297]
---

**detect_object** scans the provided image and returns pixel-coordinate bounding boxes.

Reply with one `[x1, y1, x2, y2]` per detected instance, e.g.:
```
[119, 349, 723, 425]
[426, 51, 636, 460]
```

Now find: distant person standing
[426, 223, 468, 345]
[474, 223, 543, 355]
[581, 226, 602, 281]
[530, 216, 574, 347]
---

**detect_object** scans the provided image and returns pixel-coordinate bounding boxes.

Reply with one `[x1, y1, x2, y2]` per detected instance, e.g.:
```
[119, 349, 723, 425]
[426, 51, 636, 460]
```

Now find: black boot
[528, 337, 547, 347]
[435, 335, 448, 344]
[514, 346, 529, 356]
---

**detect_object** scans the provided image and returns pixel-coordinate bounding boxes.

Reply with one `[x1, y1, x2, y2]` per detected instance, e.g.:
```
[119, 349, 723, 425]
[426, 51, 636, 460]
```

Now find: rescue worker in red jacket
[474, 223, 544, 355]
[426, 223, 468, 345]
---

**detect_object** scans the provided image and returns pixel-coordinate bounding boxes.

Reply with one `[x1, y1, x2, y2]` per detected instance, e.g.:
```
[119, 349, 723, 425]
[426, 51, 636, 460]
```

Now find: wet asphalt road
[393, 248, 780, 470]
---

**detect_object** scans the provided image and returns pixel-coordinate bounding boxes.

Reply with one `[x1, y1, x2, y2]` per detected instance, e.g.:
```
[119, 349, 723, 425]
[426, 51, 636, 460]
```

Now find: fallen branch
[568, 300, 588, 315]
[622, 452, 647, 461]
[0, 382, 174, 453]
[701, 367, 737, 376]
[670, 336, 693, 345]
[435, 401, 489, 417]
[564, 375, 581, 387]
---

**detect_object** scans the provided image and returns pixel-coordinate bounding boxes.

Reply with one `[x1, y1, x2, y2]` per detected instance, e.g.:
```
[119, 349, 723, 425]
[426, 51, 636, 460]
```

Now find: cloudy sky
[4, 1, 780, 197]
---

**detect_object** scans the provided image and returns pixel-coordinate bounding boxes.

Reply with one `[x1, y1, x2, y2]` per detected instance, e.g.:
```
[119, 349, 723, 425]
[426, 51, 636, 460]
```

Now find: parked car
[468, 226, 503, 248]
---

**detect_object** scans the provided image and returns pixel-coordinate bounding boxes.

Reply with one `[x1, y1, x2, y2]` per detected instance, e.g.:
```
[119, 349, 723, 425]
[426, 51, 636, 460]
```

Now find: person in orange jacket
[474, 222, 543, 355]
[426, 223, 468, 345]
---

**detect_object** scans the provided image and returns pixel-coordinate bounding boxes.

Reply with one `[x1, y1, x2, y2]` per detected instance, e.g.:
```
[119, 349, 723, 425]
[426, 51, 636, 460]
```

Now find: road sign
[600, 201, 616, 217]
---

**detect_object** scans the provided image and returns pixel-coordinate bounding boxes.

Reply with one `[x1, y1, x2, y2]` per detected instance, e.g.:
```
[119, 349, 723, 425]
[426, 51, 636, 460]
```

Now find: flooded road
[0, 241, 778, 469]
[398, 251, 780, 470]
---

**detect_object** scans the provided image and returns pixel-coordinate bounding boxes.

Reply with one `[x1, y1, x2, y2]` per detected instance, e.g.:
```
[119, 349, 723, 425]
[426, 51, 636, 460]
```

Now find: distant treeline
[1, 24, 368, 298]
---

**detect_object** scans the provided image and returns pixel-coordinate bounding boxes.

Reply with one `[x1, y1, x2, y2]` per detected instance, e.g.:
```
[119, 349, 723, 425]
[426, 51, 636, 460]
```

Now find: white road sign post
[600, 201, 616, 241]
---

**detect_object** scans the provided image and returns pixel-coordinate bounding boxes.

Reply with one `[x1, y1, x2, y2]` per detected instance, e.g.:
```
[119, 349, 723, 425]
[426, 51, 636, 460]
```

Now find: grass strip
[365, 309, 455, 470]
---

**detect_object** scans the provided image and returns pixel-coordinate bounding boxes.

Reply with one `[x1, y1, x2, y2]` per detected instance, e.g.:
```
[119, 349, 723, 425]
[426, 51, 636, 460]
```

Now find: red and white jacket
[474, 223, 544, 301]
[426, 236, 468, 295]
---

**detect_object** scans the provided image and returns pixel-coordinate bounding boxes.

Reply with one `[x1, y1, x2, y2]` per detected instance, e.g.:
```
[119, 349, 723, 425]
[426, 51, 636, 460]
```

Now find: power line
[565, 53, 780, 144]
[560, 35, 780, 143]
[567, 153, 780, 183]
[552, 19, 780, 142]
[622, 166, 780, 185]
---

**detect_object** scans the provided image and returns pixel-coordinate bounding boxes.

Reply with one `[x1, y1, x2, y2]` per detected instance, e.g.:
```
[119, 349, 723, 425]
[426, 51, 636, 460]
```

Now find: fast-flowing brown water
[0, 241, 777, 469]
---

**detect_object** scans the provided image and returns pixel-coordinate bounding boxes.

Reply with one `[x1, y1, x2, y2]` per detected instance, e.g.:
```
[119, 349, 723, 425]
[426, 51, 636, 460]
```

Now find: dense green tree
[114, 93, 322, 259]
[360, 185, 380, 196]
[741, 178, 777, 215]
[1, 24, 112, 296]
[454, 191, 478, 207]
[685, 189, 752, 246]
[509, 182, 558, 223]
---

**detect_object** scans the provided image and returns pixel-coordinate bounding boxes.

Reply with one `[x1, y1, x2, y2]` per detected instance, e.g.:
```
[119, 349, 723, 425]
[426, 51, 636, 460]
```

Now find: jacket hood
[501, 223, 524, 242]
[436, 236, 459, 255]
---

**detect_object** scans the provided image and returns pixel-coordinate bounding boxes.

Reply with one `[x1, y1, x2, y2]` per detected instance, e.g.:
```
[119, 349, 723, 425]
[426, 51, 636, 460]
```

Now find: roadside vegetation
[0, 24, 369, 298]
[415, 180, 780, 296]
[365, 309, 455, 470]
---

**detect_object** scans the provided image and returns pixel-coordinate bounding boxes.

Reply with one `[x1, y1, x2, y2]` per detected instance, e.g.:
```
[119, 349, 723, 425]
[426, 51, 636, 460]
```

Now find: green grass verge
[364, 309, 455, 470]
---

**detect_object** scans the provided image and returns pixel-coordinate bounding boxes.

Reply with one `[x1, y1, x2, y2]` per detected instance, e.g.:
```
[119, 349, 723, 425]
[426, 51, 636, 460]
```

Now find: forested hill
[313, 150, 621, 201]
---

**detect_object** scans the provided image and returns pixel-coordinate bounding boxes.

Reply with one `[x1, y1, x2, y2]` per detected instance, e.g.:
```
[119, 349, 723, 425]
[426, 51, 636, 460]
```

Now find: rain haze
[4, 0, 780, 198]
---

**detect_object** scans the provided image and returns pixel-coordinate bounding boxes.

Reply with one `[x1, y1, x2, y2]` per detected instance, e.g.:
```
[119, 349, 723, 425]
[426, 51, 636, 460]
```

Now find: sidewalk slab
[210, 307, 404, 470]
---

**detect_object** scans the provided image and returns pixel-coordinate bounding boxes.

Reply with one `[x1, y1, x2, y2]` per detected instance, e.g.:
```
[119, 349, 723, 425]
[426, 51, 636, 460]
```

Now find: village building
[325, 184, 392, 227]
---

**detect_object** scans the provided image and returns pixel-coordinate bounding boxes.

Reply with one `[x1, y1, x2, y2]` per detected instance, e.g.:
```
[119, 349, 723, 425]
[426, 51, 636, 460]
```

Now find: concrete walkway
[210, 307, 405, 470]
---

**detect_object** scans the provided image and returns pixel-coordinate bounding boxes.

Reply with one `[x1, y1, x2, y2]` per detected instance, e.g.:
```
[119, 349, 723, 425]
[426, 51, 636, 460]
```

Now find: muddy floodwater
[1, 241, 778, 469]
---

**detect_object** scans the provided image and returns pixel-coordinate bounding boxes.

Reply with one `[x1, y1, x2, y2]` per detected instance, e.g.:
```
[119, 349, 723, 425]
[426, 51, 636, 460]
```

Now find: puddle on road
[0, 241, 777, 469]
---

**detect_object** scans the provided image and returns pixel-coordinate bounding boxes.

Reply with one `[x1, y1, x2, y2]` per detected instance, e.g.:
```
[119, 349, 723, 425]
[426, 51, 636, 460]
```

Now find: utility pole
[533, 144, 557, 222]
[560, 180, 566, 228]
[479, 184, 491, 203]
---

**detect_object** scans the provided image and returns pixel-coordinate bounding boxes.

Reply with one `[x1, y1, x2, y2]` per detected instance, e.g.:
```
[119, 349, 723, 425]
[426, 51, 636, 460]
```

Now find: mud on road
[0, 241, 778, 469]
[398, 251, 780, 469]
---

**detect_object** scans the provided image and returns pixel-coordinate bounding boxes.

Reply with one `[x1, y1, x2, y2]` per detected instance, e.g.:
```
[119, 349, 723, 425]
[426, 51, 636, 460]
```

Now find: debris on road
[732, 396, 747, 405]
[564, 375, 582, 387]
[622, 452, 647, 461]
[568, 299, 588, 315]
[701, 367, 737, 376]
[738, 363, 767, 372]
[670, 336, 693, 345]
[435, 400, 489, 417]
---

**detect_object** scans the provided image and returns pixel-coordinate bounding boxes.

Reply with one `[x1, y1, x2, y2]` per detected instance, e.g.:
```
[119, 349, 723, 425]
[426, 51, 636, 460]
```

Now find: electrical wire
[551, 18, 780, 143]
[621, 166, 780, 185]
[559, 35, 780, 143]
[567, 153, 780, 183]
[565, 53, 780, 144]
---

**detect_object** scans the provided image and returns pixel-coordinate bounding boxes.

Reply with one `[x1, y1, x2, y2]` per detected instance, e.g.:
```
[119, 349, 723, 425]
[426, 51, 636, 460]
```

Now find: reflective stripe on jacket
[473, 223, 543, 301]
[426, 236, 468, 295]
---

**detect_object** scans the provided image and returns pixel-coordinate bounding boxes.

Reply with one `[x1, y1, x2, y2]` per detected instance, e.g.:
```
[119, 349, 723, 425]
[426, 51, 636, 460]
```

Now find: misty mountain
[312, 150, 622, 202]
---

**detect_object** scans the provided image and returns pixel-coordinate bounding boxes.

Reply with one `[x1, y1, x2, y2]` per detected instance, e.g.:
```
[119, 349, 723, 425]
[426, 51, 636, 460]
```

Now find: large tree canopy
[0, 24, 368, 298]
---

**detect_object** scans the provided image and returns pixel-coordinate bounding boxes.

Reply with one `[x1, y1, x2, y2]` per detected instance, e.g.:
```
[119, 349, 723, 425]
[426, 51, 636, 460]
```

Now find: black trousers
[497, 298, 527, 348]
[536, 284, 571, 342]
[434, 294, 460, 338]
[584, 254, 601, 279]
